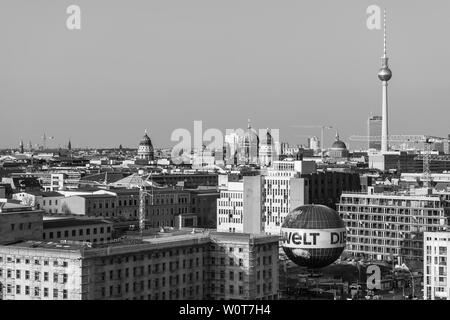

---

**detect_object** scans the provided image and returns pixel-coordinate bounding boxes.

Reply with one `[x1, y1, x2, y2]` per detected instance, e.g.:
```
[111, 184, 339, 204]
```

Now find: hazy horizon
[1, 0, 450, 150]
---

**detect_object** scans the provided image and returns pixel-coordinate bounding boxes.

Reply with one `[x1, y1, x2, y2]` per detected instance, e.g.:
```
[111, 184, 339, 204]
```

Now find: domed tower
[137, 130, 154, 161]
[329, 132, 349, 159]
[240, 119, 259, 165]
[378, 9, 392, 153]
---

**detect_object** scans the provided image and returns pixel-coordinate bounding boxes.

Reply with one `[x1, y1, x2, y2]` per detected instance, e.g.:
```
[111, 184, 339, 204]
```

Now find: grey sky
[1, 0, 449, 150]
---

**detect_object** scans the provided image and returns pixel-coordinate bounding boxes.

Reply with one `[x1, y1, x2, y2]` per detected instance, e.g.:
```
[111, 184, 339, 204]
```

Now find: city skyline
[1, 1, 450, 149]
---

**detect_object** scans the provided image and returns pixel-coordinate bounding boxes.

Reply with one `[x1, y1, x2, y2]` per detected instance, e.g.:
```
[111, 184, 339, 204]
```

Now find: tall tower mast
[378, 9, 392, 153]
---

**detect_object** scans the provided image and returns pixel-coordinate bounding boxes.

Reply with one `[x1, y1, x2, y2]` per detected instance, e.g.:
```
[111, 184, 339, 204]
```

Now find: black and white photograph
[0, 0, 449, 311]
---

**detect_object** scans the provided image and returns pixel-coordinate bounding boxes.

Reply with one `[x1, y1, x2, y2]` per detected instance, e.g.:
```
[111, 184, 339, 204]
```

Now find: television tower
[378, 9, 392, 153]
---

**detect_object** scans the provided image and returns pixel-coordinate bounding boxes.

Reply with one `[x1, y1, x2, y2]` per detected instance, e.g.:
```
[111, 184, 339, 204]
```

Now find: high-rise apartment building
[367, 116, 382, 151]
[424, 231, 450, 300]
[338, 188, 450, 266]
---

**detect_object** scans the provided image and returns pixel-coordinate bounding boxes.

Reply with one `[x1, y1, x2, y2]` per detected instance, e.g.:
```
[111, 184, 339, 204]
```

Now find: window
[16, 285, 21, 295]
[35, 271, 40, 281]
[44, 272, 49, 282]
[25, 270, 30, 280]
[34, 287, 40, 297]
[53, 273, 58, 283]
[16, 270, 21, 279]
[44, 288, 49, 297]
[25, 286, 30, 295]
[53, 289, 58, 299]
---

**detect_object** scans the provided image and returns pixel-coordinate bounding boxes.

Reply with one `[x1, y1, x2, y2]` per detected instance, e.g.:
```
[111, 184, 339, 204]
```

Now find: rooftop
[43, 218, 112, 229]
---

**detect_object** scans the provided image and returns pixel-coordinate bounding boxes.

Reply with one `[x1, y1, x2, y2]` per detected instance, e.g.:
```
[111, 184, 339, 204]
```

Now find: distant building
[13, 191, 64, 213]
[308, 136, 320, 153]
[259, 129, 274, 167]
[328, 133, 349, 159]
[368, 116, 382, 151]
[0, 231, 279, 300]
[424, 231, 450, 300]
[369, 151, 450, 173]
[137, 131, 154, 162]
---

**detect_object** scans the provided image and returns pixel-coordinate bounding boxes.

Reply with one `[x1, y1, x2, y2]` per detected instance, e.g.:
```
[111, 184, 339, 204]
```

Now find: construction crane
[138, 172, 154, 236]
[349, 134, 450, 186]
[290, 125, 333, 155]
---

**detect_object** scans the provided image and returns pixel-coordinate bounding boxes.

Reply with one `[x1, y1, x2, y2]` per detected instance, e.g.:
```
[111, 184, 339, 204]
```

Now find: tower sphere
[378, 67, 392, 81]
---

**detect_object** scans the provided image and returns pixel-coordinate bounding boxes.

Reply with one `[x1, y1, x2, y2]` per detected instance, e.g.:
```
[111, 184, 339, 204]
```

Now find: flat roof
[73, 194, 116, 199]
[43, 218, 112, 229]
[14, 191, 63, 197]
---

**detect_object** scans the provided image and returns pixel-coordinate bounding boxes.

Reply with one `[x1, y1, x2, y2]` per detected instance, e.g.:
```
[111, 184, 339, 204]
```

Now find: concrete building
[43, 218, 114, 244]
[13, 191, 64, 214]
[338, 188, 450, 267]
[189, 189, 219, 228]
[424, 231, 450, 300]
[60, 194, 118, 217]
[217, 176, 264, 234]
[0, 231, 279, 300]
[0, 203, 43, 244]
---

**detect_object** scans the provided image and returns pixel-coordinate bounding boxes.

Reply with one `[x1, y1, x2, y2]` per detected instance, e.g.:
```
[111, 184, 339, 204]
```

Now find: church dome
[330, 133, 347, 150]
[139, 133, 153, 148]
[331, 140, 347, 150]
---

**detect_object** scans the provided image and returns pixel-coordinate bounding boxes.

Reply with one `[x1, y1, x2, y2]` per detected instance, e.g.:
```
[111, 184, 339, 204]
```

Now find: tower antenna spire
[383, 9, 387, 57]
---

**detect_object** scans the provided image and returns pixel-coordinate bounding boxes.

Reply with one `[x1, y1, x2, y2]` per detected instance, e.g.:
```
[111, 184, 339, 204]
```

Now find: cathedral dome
[330, 133, 347, 150]
[137, 130, 154, 161]
[331, 140, 347, 150]
[139, 133, 153, 148]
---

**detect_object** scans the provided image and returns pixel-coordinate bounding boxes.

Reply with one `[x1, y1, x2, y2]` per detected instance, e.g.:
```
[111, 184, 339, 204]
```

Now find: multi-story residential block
[424, 231, 450, 300]
[0, 231, 279, 300]
[338, 187, 450, 266]
[217, 160, 360, 236]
